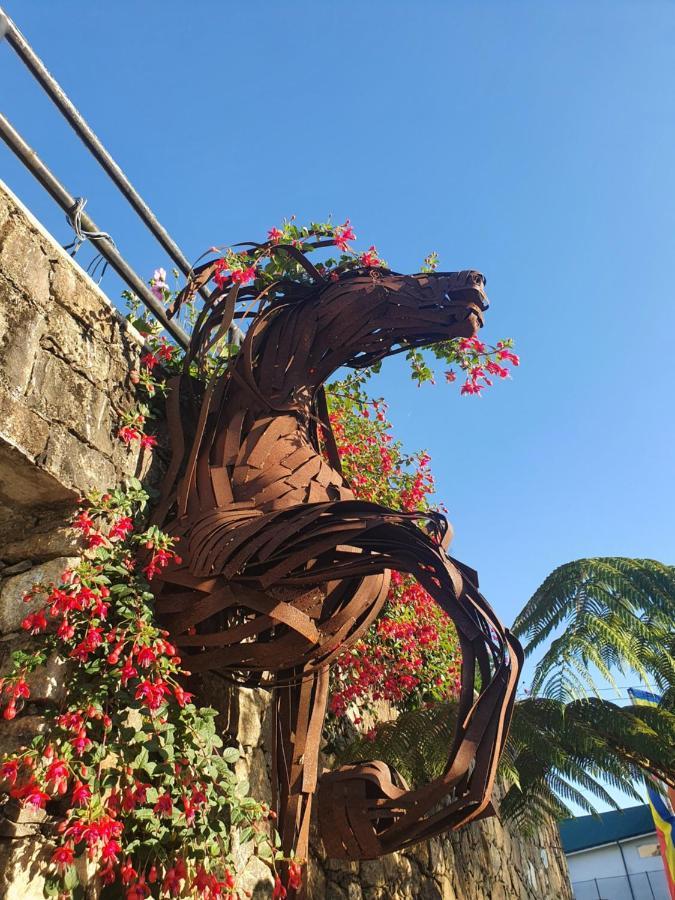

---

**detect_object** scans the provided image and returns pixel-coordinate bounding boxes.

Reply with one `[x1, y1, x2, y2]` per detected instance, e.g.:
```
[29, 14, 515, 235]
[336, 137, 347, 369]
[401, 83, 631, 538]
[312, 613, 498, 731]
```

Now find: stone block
[0, 557, 78, 634]
[0, 714, 45, 757]
[0, 636, 67, 704]
[49, 252, 117, 343]
[26, 350, 114, 453]
[40, 304, 112, 390]
[1, 525, 80, 565]
[0, 215, 50, 307]
[0, 274, 46, 396]
[41, 425, 117, 496]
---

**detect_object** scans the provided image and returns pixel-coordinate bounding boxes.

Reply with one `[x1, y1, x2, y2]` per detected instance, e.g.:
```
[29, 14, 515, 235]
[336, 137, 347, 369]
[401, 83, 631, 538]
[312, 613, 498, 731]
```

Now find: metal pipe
[0, 6, 205, 295]
[0, 111, 190, 349]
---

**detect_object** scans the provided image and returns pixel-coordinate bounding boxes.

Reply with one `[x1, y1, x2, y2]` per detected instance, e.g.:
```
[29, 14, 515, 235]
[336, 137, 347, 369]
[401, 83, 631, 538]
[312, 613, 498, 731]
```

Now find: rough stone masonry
[0, 179, 573, 900]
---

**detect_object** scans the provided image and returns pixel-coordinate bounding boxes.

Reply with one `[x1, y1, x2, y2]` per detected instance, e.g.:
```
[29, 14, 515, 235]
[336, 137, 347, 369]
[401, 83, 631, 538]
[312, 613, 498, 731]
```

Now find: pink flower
[268, 226, 284, 243]
[360, 245, 381, 267]
[334, 219, 356, 251]
[139, 433, 158, 450]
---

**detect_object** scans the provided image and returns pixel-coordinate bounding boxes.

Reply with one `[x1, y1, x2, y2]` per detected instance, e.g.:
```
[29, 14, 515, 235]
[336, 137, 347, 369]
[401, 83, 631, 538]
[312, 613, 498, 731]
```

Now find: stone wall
[0, 179, 151, 899]
[0, 179, 573, 899]
[230, 689, 572, 900]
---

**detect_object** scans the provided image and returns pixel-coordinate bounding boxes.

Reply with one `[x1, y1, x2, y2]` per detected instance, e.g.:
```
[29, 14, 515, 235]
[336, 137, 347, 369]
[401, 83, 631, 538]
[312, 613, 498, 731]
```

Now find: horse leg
[272, 665, 330, 898]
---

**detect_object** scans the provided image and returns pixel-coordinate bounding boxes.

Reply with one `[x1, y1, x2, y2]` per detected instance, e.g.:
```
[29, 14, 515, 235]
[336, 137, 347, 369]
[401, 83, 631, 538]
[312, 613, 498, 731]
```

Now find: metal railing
[572, 870, 669, 900]
[0, 6, 241, 348]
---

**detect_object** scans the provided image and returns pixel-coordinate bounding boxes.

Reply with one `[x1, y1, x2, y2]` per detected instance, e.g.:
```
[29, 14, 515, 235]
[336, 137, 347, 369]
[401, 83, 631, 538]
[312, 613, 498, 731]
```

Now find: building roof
[559, 804, 655, 854]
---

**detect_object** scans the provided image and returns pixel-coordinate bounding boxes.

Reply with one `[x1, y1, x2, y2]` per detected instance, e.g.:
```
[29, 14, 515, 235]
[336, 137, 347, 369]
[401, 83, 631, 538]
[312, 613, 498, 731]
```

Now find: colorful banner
[628, 688, 675, 899]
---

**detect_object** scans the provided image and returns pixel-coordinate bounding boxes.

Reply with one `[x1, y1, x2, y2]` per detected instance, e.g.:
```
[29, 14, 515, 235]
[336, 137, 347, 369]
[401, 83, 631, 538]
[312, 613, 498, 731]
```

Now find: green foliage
[513, 557, 675, 704]
[339, 556, 675, 834]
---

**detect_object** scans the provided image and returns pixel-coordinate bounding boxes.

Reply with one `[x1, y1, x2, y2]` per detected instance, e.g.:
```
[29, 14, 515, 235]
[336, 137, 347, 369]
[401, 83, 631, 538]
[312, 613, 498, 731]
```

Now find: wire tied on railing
[64, 196, 117, 281]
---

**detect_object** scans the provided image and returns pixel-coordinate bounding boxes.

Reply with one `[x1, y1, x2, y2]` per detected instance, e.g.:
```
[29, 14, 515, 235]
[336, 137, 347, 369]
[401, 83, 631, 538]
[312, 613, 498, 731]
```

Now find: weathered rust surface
[149, 244, 522, 891]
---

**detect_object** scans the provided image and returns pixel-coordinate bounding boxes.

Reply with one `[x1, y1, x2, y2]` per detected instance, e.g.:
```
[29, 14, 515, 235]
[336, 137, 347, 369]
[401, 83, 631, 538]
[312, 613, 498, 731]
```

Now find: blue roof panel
[559, 804, 655, 853]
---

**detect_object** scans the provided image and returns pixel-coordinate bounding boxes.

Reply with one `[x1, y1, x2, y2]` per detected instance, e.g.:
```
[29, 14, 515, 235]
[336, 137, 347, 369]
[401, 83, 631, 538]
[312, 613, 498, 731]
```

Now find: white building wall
[567, 833, 669, 900]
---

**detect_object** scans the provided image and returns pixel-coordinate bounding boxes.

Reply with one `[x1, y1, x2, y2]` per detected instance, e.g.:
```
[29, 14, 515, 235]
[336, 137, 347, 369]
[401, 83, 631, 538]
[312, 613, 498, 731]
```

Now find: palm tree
[335, 558, 675, 832]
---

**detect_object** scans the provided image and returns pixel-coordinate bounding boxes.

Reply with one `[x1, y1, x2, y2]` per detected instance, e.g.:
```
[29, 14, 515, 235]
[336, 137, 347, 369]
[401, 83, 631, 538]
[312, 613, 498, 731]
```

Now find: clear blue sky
[2, 3, 674, 701]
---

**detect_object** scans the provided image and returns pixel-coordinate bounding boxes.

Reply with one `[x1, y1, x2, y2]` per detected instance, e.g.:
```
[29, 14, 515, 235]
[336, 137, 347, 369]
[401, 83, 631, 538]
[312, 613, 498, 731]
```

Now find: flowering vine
[325, 384, 462, 726]
[0, 483, 280, 898]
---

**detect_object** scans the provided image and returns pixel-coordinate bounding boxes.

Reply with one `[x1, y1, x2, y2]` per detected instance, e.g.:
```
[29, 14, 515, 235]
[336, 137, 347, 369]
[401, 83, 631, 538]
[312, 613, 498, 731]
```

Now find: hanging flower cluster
[325, 383, 463, 722]
[0, 502, 280, 896]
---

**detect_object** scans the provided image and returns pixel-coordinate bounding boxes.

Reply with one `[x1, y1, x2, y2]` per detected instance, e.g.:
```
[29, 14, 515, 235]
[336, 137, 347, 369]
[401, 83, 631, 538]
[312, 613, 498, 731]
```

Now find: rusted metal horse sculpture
[150, 244, 522, 890]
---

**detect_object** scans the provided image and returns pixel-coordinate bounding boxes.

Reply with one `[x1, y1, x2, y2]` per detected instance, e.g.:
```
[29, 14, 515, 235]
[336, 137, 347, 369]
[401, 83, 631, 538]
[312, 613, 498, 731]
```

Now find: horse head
[227, 264, 489, 412]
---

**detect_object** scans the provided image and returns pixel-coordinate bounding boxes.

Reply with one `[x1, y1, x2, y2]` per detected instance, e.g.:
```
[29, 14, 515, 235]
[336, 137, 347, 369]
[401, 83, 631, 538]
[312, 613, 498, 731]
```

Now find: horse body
[151, 264, 522, 890]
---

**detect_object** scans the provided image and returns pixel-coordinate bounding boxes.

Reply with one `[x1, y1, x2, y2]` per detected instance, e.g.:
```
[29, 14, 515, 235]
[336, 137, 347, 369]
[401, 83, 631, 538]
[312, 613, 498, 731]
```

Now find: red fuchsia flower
[135, 678, 170, 710]
[45, 759, 70, 795]
[141, 351, 159, 370]
[23, 786, 50, 809]
[101, 838, 121, 865]
[268, 226, 284, 243]
[72, 510, 95, 535]
[12, 678, 30, 701]
[135, 645, 156, 668]
[120, 858, 138, 885]
[56, 711, 84, 732]
[51, 843, 74, 872]
[445, 370, 457, 382]
[288, 862, 304, 890]
[153, 791, 173, 816]
[126, 880, 151, 900]
[458, 335, 486, 353]
[143, 548, 180, 580]
[139, 433, 158, 450]
[156, 339, 175, 362]
[173, 685, 193, 708]
[109, 516, 134, 541]
[21, 610, 48, 635]
[334, 219, 356, 251]
[120, 658, 138, 686]
[231, 264, 257, 285]
[485, 360, 510, 379]
[213, 258, 228, 289]
[118, 424, 141, 445]
[70, 729, 93, 755]
[496, 341, 520, 365]
[71, 780, 92, 806]
[273, 874, 287, 899]
[360, 245, 381, 267]
[70, 626, 104, 662]
[86, 532, 108, 550]
[0, 758, 19, 785]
